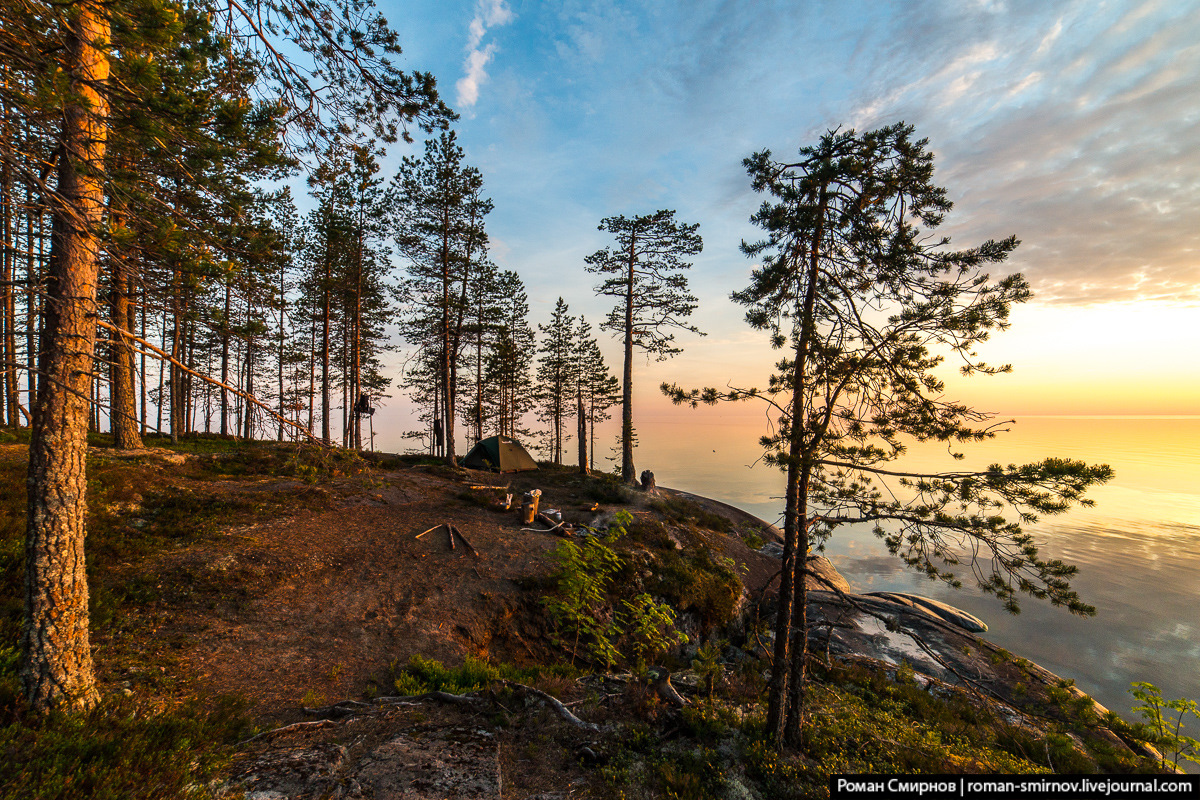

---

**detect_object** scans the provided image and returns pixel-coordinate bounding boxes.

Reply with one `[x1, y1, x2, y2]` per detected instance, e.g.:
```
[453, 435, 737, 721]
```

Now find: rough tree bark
[23, 0, 109, 713]
[108, 229, 141, 449]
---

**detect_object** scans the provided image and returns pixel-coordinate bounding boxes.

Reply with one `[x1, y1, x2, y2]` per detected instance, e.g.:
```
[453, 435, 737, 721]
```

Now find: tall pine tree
[667, 124, 1112, 746]
[392, 131, 490, 462]
[585, 210, 703, 483]
[534, 297, 576, 465]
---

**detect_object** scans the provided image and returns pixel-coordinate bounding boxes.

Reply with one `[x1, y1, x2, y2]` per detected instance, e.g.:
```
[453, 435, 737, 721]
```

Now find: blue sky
[368, 0, 1200, 420]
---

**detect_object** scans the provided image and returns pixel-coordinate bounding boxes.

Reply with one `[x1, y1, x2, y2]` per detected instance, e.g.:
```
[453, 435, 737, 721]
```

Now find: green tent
[462, 435, 539, 473]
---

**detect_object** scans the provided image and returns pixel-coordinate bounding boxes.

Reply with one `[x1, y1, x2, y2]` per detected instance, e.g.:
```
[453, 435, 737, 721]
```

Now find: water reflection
[637, 415, 1200, 745]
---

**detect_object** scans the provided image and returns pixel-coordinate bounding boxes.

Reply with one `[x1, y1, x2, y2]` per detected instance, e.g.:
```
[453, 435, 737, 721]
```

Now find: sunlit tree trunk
[1, 137, 14, 427]
[23, 0, 109, 713]
[107, 187, 141, 449]
[27, 188, 42, 420]
[109, 251, 141, 448]
[220, 282, 231, 435]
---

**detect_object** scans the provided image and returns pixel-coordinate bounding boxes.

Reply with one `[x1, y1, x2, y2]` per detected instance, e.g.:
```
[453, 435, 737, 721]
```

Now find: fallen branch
[468, 485, 508, 490]
[414, 524, 441, 539]
[450, 525, 481, 558]
[236, 718, 339, 746]
[520, 512, 569, 534]
[447, 524, 456, 550]
[302, 699, 371, 719]
[96, 318, 323, 444]
[501, 680, 600, 732]
[372, 690, 488, 709]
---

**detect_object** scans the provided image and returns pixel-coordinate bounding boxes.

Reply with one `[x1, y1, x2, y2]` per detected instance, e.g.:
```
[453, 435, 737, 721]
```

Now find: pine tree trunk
[109, 252, 141, 448]
[765, 456, 797, 741]
[321, 277, 330, 444]
[577, 391, 587, 475]
[1, 145, 13, 427]
[168, 285, 181, 442]
[139, 284, 146, 435]
[277, 265, 285, 442]
[771, 184, 826, 747]
[23, 0, 108, 713]
[307, 315, 315, 434]
[620, 232, 636, 483]
[353, 305, 362, 450]
[441, 234, 454, 465]
[588, 398, 596, 472]
[784, 463, 812, 746]
[27, 190, 42, 420]
[243, 293, 254, 440]
[220, 282, 230, 436]
[156, 308, 166, 435]
[89, 343, 100, 433]
[184, 316, 195, 435]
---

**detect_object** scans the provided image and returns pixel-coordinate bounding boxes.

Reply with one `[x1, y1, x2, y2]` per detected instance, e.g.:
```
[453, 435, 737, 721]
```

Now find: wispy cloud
[832, 0, 1200, 305]
[456, 0, 515, 111]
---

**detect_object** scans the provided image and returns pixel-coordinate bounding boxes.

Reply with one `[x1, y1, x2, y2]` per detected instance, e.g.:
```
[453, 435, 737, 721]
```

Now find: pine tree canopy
[666, 122, 1112, 616]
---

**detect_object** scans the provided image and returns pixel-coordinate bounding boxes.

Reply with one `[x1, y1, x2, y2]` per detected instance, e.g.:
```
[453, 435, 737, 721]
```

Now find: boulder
[864, 592, 988, 633]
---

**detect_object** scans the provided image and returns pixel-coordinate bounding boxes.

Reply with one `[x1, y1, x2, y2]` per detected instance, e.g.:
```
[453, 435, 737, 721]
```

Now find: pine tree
[574, 317, 620, 472]
[666, 123, 1112, 747]
[392, 131, 490, 462]
[483, 269, 536, 440]
[336, 144, 393, 449]
[535, 297, 576, 465]
[585, 210, 703, 483]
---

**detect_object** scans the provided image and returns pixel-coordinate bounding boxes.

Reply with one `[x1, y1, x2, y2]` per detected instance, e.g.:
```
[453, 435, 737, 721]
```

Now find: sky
[364, 0, 1200, 439]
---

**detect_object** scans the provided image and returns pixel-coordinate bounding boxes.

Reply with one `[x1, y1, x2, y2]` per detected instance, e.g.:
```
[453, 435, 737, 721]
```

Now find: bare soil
[85, 450, 781, 724]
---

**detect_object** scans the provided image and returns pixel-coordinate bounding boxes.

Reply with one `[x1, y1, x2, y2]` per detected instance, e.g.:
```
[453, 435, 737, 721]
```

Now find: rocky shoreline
[739, 527, 1159, 766]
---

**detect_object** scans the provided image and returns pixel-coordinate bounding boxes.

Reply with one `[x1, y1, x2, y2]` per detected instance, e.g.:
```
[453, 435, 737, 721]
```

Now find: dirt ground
[8, 442, 1158, 795]
[84, 450, 783, 725]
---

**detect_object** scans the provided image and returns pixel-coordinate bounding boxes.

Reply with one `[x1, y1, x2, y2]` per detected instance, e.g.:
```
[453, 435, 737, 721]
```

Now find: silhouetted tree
[666, 123, 1112, 747]
[535, 297, 576, 465]
[392, 131, 489, 463]
[483, 270, 535, 440]
[586, 210, 702, 483]
[574, 317, 620, 472]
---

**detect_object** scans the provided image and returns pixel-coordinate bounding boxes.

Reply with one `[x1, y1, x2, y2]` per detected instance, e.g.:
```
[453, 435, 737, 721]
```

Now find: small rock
[576, 745, 603, 766]
[724, 775, 763, 800]
[758, 541, 784, 558]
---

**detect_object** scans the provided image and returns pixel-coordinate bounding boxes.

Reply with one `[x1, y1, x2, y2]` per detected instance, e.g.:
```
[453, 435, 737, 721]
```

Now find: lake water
[635, 415, 1200, 738]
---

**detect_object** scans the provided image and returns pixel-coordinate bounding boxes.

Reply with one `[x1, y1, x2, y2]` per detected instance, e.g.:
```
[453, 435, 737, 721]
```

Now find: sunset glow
[367, 0, 1199, 426]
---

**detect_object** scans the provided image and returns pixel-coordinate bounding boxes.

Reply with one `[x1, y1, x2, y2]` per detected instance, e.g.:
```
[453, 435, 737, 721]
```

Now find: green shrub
[649, 547, 742, 632]
[583, 473, 635, 505]
[543, 511, 689, 669]
[542, 525, 626, 668]
[1129, 681, 1200, 771]
[0, 694, 251, 800]
[386, 655, 576, 696]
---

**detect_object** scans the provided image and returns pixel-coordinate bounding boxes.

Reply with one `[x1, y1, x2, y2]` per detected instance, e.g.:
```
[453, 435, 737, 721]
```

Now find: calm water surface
[637, 416, 1200, 733]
